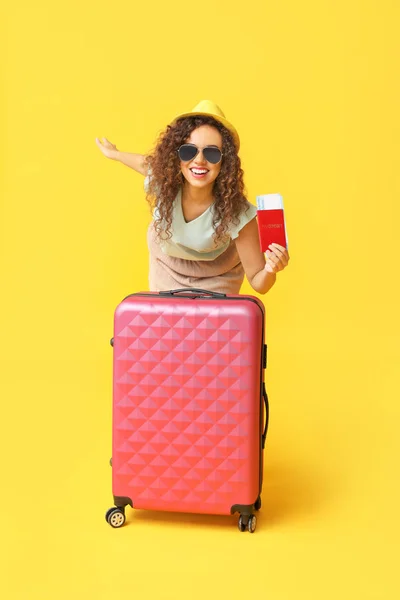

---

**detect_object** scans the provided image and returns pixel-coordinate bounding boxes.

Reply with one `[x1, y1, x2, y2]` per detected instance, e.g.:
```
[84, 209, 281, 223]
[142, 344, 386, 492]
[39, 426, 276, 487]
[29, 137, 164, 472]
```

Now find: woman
[96, 100, 289, 294]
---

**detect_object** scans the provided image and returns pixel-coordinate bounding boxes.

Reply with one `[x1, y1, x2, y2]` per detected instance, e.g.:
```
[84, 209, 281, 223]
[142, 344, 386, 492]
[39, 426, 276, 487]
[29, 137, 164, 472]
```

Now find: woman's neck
[181, 182, 215, 206]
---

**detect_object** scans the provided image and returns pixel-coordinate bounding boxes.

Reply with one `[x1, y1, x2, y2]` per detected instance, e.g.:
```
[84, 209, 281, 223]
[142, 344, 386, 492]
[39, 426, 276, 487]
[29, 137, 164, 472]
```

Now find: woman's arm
[95, 138, 148, 175]
[234, 217, 290, 294]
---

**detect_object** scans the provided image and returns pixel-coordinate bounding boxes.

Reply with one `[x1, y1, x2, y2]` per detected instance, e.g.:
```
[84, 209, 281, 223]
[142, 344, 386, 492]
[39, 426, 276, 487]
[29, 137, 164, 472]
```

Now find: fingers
[103, 138, 117, 149]
[269, 243, 290, 266]
[264, 250, 278, 274]
[95, 137, 119, 161]
[95, 137, 107, 150]
[267, 247, 282, 267]
[265, 249, 277, 266]
[264, 243, 290, 274]
[266, 256, 281, 273]
[95, 137, 116, 149]
[270, 243, 287, 253]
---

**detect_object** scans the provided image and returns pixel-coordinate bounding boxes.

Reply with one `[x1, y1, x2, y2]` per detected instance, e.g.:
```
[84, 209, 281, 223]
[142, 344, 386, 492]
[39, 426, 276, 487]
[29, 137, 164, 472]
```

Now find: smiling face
[179, 125, 223, 191]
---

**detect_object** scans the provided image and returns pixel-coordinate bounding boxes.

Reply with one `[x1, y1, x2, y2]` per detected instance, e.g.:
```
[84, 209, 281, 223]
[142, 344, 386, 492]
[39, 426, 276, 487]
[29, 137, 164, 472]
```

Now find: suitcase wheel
[238, 515, 246, 532]
[247, 514, 257, 533]
[105, 507, 126, 528]
[238, 513, 257, 533]
[255, 496, 261, 511]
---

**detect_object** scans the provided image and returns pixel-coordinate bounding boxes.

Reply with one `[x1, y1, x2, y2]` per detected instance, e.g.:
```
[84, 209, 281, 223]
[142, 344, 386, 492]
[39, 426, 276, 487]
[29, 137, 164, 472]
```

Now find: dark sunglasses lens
[178, 145, 198, 161]
[203, 147, 222, 164]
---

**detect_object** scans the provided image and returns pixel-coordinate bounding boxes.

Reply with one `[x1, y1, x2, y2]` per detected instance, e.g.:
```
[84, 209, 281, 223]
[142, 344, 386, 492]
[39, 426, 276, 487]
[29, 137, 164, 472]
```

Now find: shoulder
[243, 199, 257, 217]
[229, 200, 257, 240]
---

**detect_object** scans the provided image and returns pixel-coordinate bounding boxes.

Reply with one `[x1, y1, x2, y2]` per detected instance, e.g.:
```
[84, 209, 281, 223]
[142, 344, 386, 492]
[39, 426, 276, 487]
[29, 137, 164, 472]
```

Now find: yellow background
[1, 1, 399, 598]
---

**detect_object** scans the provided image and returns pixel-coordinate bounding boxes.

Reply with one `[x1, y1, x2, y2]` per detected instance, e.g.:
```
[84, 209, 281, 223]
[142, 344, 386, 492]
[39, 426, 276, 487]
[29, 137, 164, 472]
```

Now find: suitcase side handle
[262, 383, 269, 450]
[159, 288, 226, 298]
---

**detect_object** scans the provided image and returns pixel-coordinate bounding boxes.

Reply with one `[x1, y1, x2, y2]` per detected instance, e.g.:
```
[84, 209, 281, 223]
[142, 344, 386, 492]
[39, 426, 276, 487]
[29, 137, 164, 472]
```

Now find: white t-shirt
[144, 176, 257, 261]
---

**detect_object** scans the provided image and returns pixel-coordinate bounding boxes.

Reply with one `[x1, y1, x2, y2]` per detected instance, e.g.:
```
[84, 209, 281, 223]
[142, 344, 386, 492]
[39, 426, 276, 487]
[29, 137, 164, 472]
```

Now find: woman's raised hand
[264, 243, 290, 274]
[95, 140, 147, 174]
[95, 137, 119, 160]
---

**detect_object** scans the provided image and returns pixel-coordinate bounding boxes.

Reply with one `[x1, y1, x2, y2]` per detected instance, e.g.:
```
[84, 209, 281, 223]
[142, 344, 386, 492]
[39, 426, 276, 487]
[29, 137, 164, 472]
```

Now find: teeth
[191, 169, 208, 174]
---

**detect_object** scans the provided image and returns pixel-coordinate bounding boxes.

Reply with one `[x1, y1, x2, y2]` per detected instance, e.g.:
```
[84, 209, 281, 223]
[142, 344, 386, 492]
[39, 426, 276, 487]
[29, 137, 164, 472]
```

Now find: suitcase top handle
[159, 288, 227, 298]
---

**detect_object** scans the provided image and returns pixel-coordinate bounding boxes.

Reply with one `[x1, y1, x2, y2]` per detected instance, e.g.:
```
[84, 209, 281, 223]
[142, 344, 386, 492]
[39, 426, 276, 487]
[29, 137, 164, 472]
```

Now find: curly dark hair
[144, 115, 249, 245]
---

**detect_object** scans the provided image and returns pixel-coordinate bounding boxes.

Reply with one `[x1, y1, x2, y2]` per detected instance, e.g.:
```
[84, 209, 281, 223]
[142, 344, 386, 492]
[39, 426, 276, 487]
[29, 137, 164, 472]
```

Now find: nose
[192, 149, 207, 164]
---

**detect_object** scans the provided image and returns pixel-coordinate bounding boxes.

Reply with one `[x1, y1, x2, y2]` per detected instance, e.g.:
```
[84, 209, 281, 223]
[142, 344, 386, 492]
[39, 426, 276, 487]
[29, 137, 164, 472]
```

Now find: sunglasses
[177, 144, 223, 164]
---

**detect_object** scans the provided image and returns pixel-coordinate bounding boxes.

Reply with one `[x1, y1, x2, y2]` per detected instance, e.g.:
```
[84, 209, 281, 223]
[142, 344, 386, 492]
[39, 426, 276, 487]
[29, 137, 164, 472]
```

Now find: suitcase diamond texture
[113, 302, 261, 513]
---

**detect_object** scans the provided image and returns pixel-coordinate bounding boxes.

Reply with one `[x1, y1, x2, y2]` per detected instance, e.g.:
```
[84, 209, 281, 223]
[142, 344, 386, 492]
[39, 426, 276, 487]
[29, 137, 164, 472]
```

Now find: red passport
[256, 194, 288, 252]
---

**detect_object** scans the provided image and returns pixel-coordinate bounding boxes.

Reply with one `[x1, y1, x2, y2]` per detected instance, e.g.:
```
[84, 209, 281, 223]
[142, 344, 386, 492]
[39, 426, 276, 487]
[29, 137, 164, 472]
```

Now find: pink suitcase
[105, 288, 269, 533]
